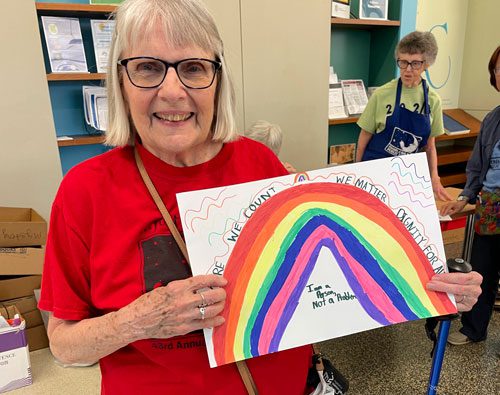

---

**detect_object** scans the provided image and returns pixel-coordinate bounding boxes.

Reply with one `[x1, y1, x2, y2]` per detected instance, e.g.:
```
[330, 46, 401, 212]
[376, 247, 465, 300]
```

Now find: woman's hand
[432, 176, 453, 201]
[439, 200, 467, 216]
[117, 274, 227, 342]
[426, 271, 482, 312]
[46, 275, 227, 365]
[282, 161, 297, 173]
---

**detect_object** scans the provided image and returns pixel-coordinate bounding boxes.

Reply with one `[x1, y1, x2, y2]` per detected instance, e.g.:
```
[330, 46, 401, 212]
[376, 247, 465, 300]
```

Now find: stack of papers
[83, 86, 108, 131]
[328, 83, 348, 119]
[341, 79, 369, 116]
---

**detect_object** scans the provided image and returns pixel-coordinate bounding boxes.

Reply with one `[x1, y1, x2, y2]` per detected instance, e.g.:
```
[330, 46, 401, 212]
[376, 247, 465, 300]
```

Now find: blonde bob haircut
[105, 0, 237, 146]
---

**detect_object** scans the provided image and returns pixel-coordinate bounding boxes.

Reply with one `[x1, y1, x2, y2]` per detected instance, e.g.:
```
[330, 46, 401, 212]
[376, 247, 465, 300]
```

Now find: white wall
[240, 0, 331, 171]
[0, 0, 62, 221]
[416, 0, 498, 120]
[459, 0, 499, 121]
[204, 0, 244, 130]
[416, 0, 468, 109]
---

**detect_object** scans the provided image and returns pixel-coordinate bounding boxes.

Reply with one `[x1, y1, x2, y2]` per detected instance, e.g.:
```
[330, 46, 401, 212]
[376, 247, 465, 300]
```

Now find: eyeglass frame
[396, 59, 426, 70]
[117, 56, 222, 89]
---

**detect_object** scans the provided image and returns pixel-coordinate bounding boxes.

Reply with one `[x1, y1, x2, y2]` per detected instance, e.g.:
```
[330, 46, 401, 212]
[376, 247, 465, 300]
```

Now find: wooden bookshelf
[36, 3, 116, 17]
[437, 108, 481, 140]
[437, 145, 474, 166]
[47, 73, 106, 81]
[331, 18, 400, 29]
[36, 2, 112, 169]
[57, 135, 105, 147]
[329, 116, 359, 125]
[440, 172, 467, 187]
[435, 109, 481, 186]
[328, 5, 402, 164]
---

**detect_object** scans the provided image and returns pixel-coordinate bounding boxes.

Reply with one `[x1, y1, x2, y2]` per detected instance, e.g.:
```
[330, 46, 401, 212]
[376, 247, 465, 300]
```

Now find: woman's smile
[121, 26, 220, 166]
[154, 112, 193, 122]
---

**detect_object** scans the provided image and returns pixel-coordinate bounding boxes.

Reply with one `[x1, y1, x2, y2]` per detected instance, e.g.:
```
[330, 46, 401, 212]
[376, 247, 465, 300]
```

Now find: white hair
[105, 0, 238, 146]
[244, 120, 283, 155]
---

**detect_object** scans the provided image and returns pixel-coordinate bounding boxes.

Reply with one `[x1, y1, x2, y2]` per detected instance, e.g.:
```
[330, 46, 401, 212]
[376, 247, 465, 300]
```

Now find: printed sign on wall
[416, 0, 468, 108]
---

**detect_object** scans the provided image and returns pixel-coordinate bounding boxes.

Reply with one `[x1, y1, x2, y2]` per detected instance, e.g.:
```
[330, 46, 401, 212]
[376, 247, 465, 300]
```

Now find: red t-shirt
[39, 137, 312, 394]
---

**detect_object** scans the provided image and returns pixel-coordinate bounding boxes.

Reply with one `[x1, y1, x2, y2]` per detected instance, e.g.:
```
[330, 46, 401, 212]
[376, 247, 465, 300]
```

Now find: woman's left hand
[432, 176, 453, 201]
[426, 271, 483, 312]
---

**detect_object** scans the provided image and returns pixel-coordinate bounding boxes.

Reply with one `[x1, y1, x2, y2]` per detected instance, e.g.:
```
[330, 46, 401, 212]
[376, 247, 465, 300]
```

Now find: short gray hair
[395, 31, 438, 66]
[105, 0, 237, 146]
[244, 120, 283, 155]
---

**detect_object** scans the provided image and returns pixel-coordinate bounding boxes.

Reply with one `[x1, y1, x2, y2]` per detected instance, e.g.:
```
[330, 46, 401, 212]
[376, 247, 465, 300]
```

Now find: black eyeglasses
[396, 59, 425, 70]
[117, 56, 221, 89]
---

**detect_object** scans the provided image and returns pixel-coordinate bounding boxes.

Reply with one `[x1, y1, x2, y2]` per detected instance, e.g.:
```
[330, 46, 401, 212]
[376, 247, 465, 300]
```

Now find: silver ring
[199, 306, 206, 320]
[199, 291, 207, 308]
[457, 295, 466, 304]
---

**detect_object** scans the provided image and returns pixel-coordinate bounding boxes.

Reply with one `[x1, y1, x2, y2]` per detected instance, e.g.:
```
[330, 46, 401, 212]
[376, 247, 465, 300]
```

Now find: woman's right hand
[439, 200, 467, 216]
[117, 274, 227, 342]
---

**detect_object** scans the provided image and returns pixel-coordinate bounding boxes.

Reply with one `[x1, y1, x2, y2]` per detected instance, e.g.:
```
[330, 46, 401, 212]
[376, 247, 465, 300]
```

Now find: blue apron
[362, 78, 431, 161]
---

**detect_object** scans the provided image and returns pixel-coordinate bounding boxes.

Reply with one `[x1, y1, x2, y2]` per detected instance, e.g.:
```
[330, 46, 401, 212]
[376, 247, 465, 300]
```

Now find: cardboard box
[1, 296, 43, 329]
[0, 207, 47, 248]
[0, 276, 42, 301]
[0, 305, 48, 352]
[0, 305, 33, 393]
[25, 324, 49, 351]
[0, 247, 45, 275]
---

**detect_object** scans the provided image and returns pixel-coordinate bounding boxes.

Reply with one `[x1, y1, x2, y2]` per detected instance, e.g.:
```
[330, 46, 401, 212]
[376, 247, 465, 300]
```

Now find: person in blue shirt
[440, 45, 500, 345]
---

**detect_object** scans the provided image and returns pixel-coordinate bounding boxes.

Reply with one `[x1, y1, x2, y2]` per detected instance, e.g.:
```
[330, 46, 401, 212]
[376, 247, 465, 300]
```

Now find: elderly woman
[38, 1, 482, 393]
[440, 45, 500, 346]
[356, 31, 452, 201]
[39, 1, 310, 393]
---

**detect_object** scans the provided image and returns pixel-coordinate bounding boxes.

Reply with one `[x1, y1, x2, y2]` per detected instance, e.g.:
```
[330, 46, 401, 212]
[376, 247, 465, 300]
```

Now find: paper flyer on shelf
[41, 16, 88, 73]
[90, 20, 116, 73]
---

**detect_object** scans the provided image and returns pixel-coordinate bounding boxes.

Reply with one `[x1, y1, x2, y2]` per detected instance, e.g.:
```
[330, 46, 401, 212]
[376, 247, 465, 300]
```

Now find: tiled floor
[316, 239, 500, 394]
[317, 311, 499, 394]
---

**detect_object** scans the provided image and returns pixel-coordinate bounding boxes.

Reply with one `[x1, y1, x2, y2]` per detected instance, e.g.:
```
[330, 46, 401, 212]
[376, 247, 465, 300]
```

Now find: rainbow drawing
[212, 182, 455, 366]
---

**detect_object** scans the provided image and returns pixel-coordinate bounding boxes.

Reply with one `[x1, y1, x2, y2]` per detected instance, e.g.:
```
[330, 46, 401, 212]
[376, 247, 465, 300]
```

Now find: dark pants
[460, 233, 500, 341]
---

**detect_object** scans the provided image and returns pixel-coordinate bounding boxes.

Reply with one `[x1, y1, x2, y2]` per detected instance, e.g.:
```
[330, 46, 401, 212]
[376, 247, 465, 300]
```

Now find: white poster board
[177, 154, 456, 367]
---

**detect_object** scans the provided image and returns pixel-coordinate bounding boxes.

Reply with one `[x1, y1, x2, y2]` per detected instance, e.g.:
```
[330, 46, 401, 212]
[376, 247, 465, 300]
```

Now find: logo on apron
[384, 127, 422, 156]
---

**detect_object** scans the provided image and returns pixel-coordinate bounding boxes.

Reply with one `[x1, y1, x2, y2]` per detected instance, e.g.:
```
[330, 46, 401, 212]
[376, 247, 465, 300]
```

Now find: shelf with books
[328, 1, 403, 162]
[36, 1, 112, 174]
[36, 3, 116, 17]
[440, 108, 481, 136]
[331, 18, 400, 29]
